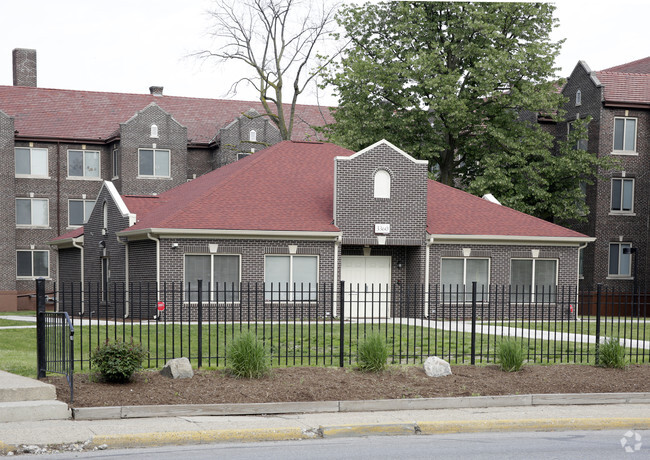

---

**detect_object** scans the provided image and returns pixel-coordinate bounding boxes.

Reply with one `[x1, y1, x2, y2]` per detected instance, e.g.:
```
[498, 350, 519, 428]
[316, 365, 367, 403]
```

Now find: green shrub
[357, 333, 389, 372]
[227, 332, 270, 379]
[90, 339, 148, 383]
[497, 339, 525, 372]
[597, 337, 627, 369]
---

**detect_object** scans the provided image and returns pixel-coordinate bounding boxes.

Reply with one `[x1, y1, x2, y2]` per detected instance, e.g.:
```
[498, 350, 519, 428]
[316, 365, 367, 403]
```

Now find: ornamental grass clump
[497, 339, 525, 372]
[597, 337, 627, 369]
[357, 333, 389, 372]
[90, 339, 148, 383]
[227, 332, 270, 379]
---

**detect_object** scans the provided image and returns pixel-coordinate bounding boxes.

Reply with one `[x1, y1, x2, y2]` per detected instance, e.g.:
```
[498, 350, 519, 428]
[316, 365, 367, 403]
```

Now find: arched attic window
[575, 90, 582, 107]
[102, 201, 108, 234]
[249, 130, 257, 142]
[150, 124, 159, 138]
[374, 169, 391, 199]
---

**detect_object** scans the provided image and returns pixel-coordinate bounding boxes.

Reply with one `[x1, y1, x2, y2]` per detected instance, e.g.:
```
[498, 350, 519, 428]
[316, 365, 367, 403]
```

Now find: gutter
[333, 235, 341, 317]
[424, 235, 435, 311]
[575, 241, 589, 316]
[146, 233, 160, 318]
[71, 237, 85, 314]
[116, 235, 129, 318]
[429, 234, 596, 245]
[119, 228, 342, 241]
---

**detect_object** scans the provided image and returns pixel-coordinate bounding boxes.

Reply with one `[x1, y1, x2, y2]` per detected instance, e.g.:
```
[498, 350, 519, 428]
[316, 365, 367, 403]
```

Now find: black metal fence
[38, 280, 649, 382]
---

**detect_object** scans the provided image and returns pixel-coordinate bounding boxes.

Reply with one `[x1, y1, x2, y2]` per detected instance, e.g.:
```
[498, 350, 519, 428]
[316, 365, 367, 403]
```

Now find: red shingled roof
[602, 56, 650, 74]
[0, 85, 332, 144]
[596, 71, 650, 105]
[114, 141, 586, 239]
[124, 141, 352, 233]
[426, 181, 585, 238]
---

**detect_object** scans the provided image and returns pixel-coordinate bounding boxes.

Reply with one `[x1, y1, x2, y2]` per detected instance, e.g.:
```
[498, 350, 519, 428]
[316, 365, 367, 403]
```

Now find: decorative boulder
[160, 357, 194, 379]
[423, 356, 452, 377]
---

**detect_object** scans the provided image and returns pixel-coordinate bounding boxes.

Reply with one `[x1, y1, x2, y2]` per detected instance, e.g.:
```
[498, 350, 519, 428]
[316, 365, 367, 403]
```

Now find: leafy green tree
[323, 1, 612, 221]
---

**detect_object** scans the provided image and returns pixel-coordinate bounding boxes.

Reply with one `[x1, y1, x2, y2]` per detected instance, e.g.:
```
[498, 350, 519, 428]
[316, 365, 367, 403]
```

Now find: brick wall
[118, 103, 188, 196]
[217, 109, 282, 168]
[0, 111, 17, 309]
[335, 142, 428, 244]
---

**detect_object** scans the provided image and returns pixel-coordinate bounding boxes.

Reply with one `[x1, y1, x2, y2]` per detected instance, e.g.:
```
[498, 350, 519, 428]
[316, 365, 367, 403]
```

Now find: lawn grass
[4, 318, 633, 378]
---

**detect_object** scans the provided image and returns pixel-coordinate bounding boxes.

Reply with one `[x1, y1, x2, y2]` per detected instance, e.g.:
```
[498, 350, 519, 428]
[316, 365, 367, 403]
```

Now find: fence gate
[36, 279, 74, 402]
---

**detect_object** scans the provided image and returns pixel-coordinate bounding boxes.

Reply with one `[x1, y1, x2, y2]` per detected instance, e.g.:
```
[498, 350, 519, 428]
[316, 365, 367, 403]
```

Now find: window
[68, 150, 100, 178]
[613, 117, 637, 152]
[609, 243, 632, 277]
[138, 148, 170, 177]
[440, 258, 489, 302]
[249, 130, 257, 142]
[265, 255, 318, 300]
[16, 198, 48, 227]
[510, 259, 557, 302]
[16, 250, 49, 278]
[185, 254, 240, 302]
[575, 89, 581, 106]
[150, 124, 159, 138]
[374, 169, 391, 199]
[568, 120, 588, 150]
[15, 147, 48, 177]
[68, 199, 95, 226]
[112, 149, 119, 179]
[611, 178, 634, 213]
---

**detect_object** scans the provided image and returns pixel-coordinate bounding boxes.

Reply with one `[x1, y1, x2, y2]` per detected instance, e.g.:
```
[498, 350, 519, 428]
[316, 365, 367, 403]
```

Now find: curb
[72, 392, 650, 420]
[89, 427, 314, 449]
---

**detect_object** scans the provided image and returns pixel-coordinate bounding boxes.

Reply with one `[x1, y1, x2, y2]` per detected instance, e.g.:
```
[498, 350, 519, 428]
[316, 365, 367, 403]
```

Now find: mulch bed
[45, 364, 650, 407]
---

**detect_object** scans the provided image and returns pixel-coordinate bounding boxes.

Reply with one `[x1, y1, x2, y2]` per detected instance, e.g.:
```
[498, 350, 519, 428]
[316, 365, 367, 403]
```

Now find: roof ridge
[601, 56, 650, 72]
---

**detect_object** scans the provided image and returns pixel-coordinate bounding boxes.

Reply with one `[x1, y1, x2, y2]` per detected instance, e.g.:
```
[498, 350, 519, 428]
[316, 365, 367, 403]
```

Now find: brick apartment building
[0, 48, 331, 310]
[555, 57, 650, 292]
[50, 139, 591, 320]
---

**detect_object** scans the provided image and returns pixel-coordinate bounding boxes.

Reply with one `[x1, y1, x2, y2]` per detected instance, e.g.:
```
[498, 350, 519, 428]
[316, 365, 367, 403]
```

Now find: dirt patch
[46, 364, 650, 407]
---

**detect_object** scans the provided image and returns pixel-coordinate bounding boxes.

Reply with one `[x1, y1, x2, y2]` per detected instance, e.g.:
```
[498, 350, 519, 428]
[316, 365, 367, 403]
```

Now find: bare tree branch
[194, 0, 343, 140]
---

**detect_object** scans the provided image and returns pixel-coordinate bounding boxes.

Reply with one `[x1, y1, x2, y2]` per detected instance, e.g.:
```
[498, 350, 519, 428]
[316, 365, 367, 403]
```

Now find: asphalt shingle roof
[0, 85, 333, 144]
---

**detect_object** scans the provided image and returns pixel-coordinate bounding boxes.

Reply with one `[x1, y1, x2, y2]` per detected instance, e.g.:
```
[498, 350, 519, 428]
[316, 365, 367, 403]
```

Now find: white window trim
[137, 148, 171, 178]
[16, 249, 50, 279]
[249, 130, 257, 142]
[67, 149, 102, 180]
[510, 258, 558, 302]
[575, 89, 582, 107]
[14, 147, 50, 179]
[440, 257, 490, 301]
[607, 243, 633, 279]
[15, 198, 49, 228]
[183, 253, 242, 304]
[112, 148, 119, 180]
[609, 177, 635, 215]
[67, 199, 95, 228]
[264, 254, 320, 300]
[612, 117, 638, 155]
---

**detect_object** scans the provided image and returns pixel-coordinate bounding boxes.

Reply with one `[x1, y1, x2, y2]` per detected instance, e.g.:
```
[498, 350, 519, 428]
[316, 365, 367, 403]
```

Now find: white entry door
[341, 256, 391, 318]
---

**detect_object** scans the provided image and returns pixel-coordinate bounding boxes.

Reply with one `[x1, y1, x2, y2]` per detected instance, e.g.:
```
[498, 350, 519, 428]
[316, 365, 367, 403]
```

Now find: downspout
[71, 237, 84, 314]
[333, 235, 341, 317]
[424, 235, 435, 316]
[147, 233, 160, 319]
[116, 235, 129, 318]
[576, 242, 588, 317]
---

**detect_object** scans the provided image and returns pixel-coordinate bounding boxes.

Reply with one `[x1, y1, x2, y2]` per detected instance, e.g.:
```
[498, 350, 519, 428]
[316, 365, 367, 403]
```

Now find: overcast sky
[1, 0, 649, 106]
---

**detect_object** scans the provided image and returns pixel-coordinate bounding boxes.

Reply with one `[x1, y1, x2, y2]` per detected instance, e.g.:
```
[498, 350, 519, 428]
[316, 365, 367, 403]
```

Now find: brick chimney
[149, 86, 164, 96]
[12, 48, 37, 87]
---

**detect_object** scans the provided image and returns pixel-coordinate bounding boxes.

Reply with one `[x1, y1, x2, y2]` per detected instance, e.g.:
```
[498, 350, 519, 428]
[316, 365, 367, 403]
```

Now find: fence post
[471, 281, 477, 365]
[595, 283, 602, 366]
[339, 280, 345, 368]
[36, 278, 46, 379]
[197, 279, 203, 368]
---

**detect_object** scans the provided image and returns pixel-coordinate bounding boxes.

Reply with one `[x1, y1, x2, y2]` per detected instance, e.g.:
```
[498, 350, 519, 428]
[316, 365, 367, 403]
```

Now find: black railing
[38, 281, 649, 377]
[36, 279, 74, 402]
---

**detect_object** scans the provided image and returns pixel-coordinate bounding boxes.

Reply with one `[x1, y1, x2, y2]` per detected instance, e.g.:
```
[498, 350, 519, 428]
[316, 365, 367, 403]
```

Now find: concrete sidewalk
[2, 400, 650, 454]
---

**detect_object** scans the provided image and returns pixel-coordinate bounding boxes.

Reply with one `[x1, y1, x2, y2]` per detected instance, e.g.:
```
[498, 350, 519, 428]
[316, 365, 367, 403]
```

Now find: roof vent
[12, 48, 37, 87]
[482, 193, 501, 205]
[149, 86, 163, 96]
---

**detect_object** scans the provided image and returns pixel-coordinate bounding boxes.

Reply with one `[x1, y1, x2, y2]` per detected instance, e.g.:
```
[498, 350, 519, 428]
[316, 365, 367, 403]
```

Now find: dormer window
[575, 89, 582, 107]
[374, 169, 391, 199]
[150, 124, 159, 138]
[249, 130, 257, 142]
